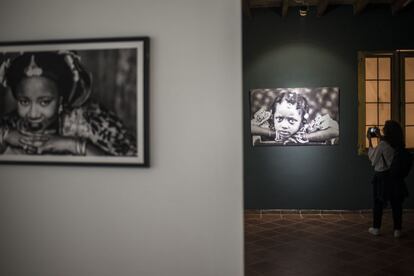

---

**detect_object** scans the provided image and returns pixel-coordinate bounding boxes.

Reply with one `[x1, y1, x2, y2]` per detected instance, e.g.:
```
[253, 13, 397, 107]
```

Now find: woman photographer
[367, 120, 407, 238]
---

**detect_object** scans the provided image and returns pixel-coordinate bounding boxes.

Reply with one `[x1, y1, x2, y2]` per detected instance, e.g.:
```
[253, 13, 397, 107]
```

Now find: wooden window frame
[358, 50, 414, 154]
[400, 51, 414, 149]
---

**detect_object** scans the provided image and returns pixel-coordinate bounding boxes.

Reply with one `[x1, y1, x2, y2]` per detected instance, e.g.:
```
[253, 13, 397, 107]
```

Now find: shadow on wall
[244, 42, 352, 86]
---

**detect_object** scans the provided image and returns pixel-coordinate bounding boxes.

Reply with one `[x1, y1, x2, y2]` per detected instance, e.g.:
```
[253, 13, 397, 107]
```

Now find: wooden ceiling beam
[317, 0, 330, 16]
[282, 0, 289, 17]
[247, 0, 401, 17]
[391, 0, 412, 14]
[250, 0, 280, 8]
[353, 0, 370, 14]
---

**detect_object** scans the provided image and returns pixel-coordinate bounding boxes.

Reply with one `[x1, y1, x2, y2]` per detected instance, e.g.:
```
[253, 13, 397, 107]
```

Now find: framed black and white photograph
[250, 87, 340, 146]
[0, 37, 149, 166]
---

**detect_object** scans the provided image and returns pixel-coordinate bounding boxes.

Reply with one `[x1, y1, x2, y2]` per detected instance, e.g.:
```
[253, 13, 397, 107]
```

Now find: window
[404, 55, 414, 148]
[358, 50, 414, 154]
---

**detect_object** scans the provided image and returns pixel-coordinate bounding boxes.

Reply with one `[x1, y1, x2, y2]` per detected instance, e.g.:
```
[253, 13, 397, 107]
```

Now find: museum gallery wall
[243, 6, 414, 209]
[0, 0, 244, 276]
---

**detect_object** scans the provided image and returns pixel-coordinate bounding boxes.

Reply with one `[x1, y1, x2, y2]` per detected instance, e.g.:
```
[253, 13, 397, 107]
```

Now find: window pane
[406, 81, 414, 103]
[379, 104, 391, 125]
[366, 103, 378, 125]
[406, 57, 414, 80]
[406, 127, 414, 148]
[365, 58, 377, 79]
[379, 58, 391, 79]
[379, 81, 391, 102]
[405, 103, 414, 125]
[366, 81, 377, 102]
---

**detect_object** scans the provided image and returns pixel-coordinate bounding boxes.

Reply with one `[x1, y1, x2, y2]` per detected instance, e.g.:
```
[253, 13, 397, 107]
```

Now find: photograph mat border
[250, 86, 340, 147]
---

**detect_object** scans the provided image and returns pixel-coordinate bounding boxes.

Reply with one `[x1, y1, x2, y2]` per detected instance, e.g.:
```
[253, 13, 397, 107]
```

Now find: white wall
[0, 1, 243, 275]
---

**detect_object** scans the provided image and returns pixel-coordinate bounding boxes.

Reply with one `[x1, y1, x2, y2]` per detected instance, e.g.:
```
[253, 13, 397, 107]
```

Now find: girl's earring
[58, 98, 64, 136]
[58, 98, 63, 114]
[58, 104, 63, 116]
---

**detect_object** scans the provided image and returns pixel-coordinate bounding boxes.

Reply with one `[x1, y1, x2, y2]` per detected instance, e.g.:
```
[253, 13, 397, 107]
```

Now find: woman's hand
[4, 129, 48, 154]
[366, 127, 380, 148]
[374, 128, 382, 139]
[305, 114, 339, 142]
[5, 128, 104, 156]
[318, 114, 339, 133]
[20, 134, 79, 155]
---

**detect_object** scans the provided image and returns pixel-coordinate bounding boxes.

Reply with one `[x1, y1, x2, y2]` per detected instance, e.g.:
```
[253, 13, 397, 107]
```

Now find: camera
[367, 127, 380, 138]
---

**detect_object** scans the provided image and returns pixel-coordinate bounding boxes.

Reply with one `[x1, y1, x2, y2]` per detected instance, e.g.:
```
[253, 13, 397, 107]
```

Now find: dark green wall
[243, 5, 414, 209]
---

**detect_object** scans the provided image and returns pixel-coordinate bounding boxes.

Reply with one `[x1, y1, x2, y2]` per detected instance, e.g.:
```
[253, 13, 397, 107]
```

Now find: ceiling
[242, 0, 413, 17]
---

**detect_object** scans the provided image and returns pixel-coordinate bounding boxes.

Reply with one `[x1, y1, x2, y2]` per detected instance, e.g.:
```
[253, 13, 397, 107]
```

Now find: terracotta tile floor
[244, 210, 414, 276]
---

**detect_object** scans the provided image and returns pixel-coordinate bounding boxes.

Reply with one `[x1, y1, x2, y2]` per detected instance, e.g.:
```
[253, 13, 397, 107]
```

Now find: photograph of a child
[0, 39, 148, 165]
[250, 87, 340, 146]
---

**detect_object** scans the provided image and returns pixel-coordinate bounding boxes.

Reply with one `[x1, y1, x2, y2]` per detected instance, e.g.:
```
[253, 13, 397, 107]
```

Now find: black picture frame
[0, 37, 150, 166]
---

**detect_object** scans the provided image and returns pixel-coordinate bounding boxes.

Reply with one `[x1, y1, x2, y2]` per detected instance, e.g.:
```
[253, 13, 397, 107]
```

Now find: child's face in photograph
[273, 100, 302, 140]
[15, 76, 59, 131]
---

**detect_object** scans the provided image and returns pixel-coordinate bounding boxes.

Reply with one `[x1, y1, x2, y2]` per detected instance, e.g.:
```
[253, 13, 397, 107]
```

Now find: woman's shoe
[394, 230, 402, 238]
[368, 227, 380, 236]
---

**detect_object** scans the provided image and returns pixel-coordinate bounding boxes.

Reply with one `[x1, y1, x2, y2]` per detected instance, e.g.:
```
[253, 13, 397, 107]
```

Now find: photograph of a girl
[0, 40, 147, 165]
[250, 87, 339, 146]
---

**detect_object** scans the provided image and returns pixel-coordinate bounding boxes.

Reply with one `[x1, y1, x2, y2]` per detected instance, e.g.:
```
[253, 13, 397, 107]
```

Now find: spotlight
[299, 4, 308, 16]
